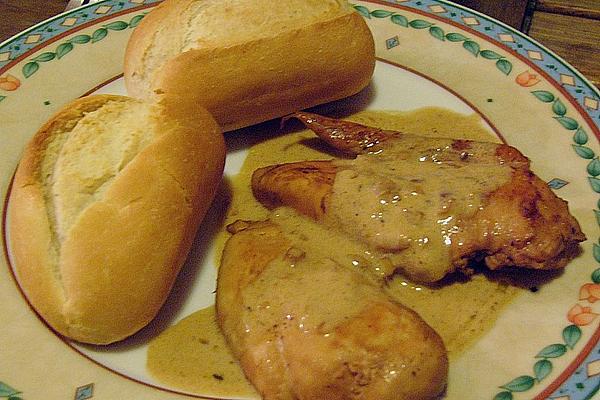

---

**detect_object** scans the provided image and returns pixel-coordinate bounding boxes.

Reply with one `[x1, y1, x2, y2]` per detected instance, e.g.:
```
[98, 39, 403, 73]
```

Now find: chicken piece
[216, 217, 448, 400]
[253, 160, 337, 220]
[252, 112, 585, 283]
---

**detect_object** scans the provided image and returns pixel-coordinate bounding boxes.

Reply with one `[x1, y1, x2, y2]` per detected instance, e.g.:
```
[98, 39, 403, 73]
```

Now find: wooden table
[0, 0, 598, 88]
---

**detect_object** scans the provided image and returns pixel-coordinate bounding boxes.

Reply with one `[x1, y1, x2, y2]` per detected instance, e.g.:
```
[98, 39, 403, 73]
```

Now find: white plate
[1, 1, 599, 399]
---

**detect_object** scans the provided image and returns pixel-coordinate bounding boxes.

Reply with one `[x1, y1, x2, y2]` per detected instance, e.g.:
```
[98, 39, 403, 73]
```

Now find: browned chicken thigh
[252, 112, 585, 283]
[216, 217, 448, 400]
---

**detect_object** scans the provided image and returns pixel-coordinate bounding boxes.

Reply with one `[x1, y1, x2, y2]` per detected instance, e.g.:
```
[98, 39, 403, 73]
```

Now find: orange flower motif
[515, 70, 540, 87]
[567, 303, 599, 326]
[580, 283, 600, 303]
[0, 74, 20, 91]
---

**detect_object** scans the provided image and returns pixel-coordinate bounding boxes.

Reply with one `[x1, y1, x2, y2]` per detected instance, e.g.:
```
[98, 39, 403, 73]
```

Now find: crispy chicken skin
[253, 160, 336, 220]
[216, 219, 448, 400]
[252, 112, 585, 282]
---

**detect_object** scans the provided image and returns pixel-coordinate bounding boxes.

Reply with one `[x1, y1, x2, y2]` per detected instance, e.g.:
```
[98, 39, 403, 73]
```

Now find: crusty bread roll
[123, 0, 375, 132]
[8, 94, 225, 344]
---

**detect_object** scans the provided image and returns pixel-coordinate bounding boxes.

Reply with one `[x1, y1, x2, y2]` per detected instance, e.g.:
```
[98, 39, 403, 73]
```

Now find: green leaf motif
[480, 49, 503, 60]
[22, 61, 39, 78]
[446, 32, 468, 42]
[496, 59, 512, 75]
[32, 52, 55, 62]
[563, 324, 582, 349]
[371, 9, 393, 18]
[129, 14, 145, 28]
[590, 177, 600, 194]
[573, 127, 589, 145]
[91, 27, 108, 42]
[429, 26, 445, 41]
[493, 391, 513, 400]
[56, 42, 74, 59]
[501, 375, 535, 392]
[409, 19, 434, 29]
[0, 382, 19, 397]
[587, 158, 600, 176]
[533, 359, 552, 382]
[391, 14, 409, 27]
[0, 95, 6, 103]
[531, 90, 555, 103]
[353, 5, 371, 18]
[463, 40, 480, 56]
[572, 145, 596, 159]
[595, 210, 600, 228]
[594, 243, 600, 263]
[536, 343, 567, 358]
[554, 116, 579, 130]
[105, 21, 129, 31]
[592, 268, 600, 283]
[552, 98, 567, 116]
[8, 396, 23, 400]
[70, 34, 91, 44]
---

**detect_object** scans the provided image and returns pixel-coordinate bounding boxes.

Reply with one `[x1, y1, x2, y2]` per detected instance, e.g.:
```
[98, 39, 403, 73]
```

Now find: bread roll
[8, 94, 225, 344]
[123, 0, 375, 131]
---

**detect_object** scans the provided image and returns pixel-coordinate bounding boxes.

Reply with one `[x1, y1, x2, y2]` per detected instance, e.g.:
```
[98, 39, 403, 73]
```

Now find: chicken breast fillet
[252, 112, 585, 283]
[216, 218, 448, 400]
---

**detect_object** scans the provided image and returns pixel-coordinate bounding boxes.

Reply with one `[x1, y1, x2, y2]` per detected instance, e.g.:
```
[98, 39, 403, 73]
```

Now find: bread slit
[35, 100, 154, 293]
[155, 162, 193, 208]
[50, 100, 154, 241]
[10, 94, 226, 344]
[39, 131, 69, 286]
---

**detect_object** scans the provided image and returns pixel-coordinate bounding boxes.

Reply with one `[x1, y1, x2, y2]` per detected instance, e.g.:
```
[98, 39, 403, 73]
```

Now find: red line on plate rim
[364, 0, 600, 142]
[533, 322, 600, 399]
[80, 73, 124, 96]
[375, 57, 507, 143]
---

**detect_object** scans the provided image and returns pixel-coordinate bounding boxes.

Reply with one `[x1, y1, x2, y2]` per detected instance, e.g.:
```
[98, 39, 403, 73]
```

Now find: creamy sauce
[147, 108, 521, 394]
[214, 108, 502, 264]
[217, 210, 448, 399]
[329, 134, 512, 282]
[241, 242, 390, 336]
[147, 306, 258, 398]
[269, 207, 516, 357]
[385, 274, 513, 355]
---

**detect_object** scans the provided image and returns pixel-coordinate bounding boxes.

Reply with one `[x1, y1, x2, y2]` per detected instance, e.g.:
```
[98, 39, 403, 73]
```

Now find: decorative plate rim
[0, 1, 599, 400]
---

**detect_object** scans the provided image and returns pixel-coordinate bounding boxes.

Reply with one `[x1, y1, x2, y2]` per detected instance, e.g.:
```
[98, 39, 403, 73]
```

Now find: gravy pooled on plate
[147, 108, 521, 395]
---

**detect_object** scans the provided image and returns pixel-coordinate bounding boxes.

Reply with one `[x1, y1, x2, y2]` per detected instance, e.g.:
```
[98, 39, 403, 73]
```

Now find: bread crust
[123, 0, 375, 131]
[9, 94, 225, 344]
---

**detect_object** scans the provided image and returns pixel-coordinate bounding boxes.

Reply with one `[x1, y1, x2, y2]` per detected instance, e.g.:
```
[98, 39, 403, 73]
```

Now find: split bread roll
[124, 0, 375, 132]
[8, 94, 225, 344]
